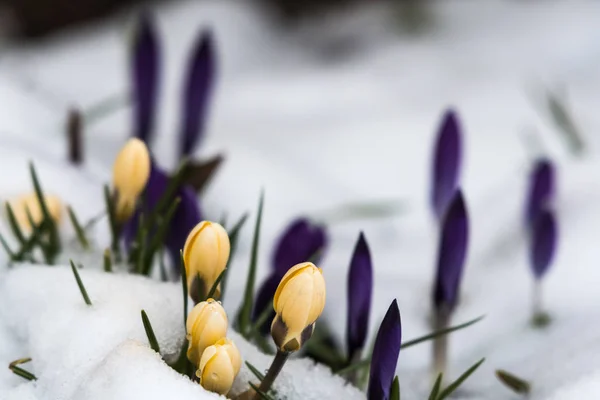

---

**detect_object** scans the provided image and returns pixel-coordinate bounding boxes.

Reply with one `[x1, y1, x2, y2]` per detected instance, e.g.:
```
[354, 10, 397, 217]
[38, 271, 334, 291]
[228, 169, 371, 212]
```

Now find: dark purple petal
[165, 186, 202, 271]
[131, 12, 160, 144]
[368, 299, 401, 400]
[346, 232, 373, 359]
[179, 30, 216, 157]
[530, 209, 558, 279]
[432, 190, 469, 311]
[251, 274, 280, 335]
[525, 158, 556, 228]
[272, 218, 327, 274]
[431, 109, 462, 221]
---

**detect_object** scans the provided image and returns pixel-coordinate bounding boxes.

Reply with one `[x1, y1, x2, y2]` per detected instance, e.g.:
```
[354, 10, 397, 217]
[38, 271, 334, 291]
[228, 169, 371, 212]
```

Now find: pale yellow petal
[200, 348, 235, 395]
[273, 262, 314, 309]
[307, 267, 326, 323]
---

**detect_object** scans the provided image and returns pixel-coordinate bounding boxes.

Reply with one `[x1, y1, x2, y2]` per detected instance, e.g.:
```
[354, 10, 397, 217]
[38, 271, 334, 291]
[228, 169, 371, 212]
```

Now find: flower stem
[254, 350, 289, 399]
[432, 307, 450, 378]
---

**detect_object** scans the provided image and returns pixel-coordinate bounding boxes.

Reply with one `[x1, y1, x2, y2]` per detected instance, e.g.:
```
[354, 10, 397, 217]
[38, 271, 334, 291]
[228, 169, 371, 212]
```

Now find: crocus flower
[197, 338, 241, 395]
[183, 221, 230, 302]
[186, 298, 229, 366]
[368, 299, 402, 400]
[524, 158, 556, 229]
[432, 190, 469, 311]
[530, 209, 558, 280]
[252, 218, 327, 334]
[6, 193, 63, 233]
[271, 262, 326, 352]
[346, 232, 373, 360]
[431, 109, 462, 221]
[130, 12, 160, 143]
[112, 138, 151, 222]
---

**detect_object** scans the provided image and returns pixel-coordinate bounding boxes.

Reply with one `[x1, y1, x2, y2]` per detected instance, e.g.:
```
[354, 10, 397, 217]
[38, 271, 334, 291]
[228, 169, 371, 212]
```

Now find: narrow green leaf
[0, 233, 15, 261]
[67, 206, 90, 250]
[437, 358, 485, 400]
[245, 361, 266, 381]
[141, 310, 161, 354]
[103, 248, 112, 272]
[135, 228, 148, 275]
[428, 373, 443, 400]
[24, 208, 51, 263]
[495, 369, 531, 394]
[70, 260, 92, 306]
[250, 304, 274, 336]
[401, 315, 484, 349]
[159, 249, 168, 282]
[5, 203, 25, 245]
[248, 382, 276, 400]
[146, 159, 189, 227]
[205, 269, 226, 301]
[103, 184, 120, 259]
[390, 376, 400, 400]
[10, 365, 37, 381]
[220, 212, 249, 300]
[237, 192, 264, 335]
[142, 197, 180, 275]
[181, 250, 188, 328]
[127, 212, 145, 265]
[29, 162, 60, 253]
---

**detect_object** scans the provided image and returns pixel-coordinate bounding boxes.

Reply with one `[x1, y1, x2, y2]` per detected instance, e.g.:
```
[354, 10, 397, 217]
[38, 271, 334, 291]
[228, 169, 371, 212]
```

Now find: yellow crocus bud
[186, 298, 228, 366]
[271, 262, 326, 352]
[6, 193, 63, 232]
[183, 221, 230, 302]
[197, 338, 241, 395]
[112, 138, 150, 221]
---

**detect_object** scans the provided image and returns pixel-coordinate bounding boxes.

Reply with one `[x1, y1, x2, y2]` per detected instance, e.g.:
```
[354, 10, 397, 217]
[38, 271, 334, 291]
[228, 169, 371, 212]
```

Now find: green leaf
[103, 184, 120, 259]
[220, 212, 249, 300]
[29, 162, 60, 255]
[181, 250, 188, 328]
[135, 227, 149, 275]
[428, 373, 443, 400]
[146, 159, 189, 226]
[158, 249, 168, 282]
[390, 376, 400, 400]
[248, 382, 277, 400]
[495, 369, 531, 395]
[245, 361, 266, 381]
[67, 206, 90, 250]
[237, 192, 264, 336]
[103, 248, 112, 272]
[24, 208, 51, 263]
[205, 269, 226, 301]
[141, 310, 161, 354]
[70, 260, 92, 306]
[142, 197, 181, 275]
[401, 315, 484, 349]
[0, 233, 15, 261]
[5, 202, 25, 245]
[250, 304, 274, 336]
[10, 365, 37, 381]
[437, 358, 485, 400]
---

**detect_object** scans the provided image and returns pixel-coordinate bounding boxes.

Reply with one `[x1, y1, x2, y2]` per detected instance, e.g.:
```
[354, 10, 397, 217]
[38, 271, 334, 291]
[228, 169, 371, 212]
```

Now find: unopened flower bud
[197, 338, 241, 395]
[112, 138, 150, 221]
[186, 298, 228, 366]
[271, 262, 326, 352]
[183, 221, 230, 302]
[7, 193, 63, 232]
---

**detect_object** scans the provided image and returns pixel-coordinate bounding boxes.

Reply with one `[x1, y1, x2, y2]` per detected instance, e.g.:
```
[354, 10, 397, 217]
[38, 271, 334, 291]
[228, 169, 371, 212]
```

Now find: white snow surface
[0, 0, 600, 398]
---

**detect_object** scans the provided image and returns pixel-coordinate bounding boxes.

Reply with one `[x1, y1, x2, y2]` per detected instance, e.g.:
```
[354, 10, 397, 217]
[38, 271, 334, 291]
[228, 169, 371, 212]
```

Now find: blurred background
[0, 0, 600, 397]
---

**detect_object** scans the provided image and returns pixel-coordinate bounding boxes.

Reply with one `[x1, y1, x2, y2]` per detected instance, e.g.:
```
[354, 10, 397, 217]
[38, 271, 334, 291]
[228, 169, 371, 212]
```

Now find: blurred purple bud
[272, 218, 327, 274]
[368, 299, 401, 400]
[251, 273, 280, 335]
[131, 12, 160, 144]
[179, 30, 216, 157]
[431, 109, 462, 221]
[525, 158, 556, 228]
[346, 232, 373, 359]
[530, 209, 558, 280]
[432, 190, 469, 311]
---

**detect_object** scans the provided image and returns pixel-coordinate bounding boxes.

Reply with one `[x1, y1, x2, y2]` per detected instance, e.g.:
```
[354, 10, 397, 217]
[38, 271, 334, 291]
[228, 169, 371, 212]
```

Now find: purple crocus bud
[431, 109, 462, 221]
[272, 218, 327, 275]
[525, 158, 556, 228]
[346, 232, 373, 360]
[432, 190, 469, 311]
[179, 30, 216, 157]
[530, 209, 558, 280]
[131, 12, 160, 144]
[368, 299, 401, 400]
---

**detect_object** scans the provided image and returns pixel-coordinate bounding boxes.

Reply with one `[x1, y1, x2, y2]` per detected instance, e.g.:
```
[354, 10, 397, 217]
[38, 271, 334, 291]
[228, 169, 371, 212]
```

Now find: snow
[1, 0, 600, 398]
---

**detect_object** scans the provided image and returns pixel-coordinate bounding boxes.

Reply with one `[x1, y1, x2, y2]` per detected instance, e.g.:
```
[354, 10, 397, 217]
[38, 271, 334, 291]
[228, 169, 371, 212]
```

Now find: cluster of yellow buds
[6, 193, 63, 232]
[186, 299, 241, 395]
[183, 221, 230, 303]
[111, 138, 151, 222]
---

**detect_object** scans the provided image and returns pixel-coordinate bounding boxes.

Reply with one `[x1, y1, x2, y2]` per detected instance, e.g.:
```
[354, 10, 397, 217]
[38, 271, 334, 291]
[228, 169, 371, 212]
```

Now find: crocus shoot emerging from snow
[524, 158, 556, 229]
[431, 189, 469, 376]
